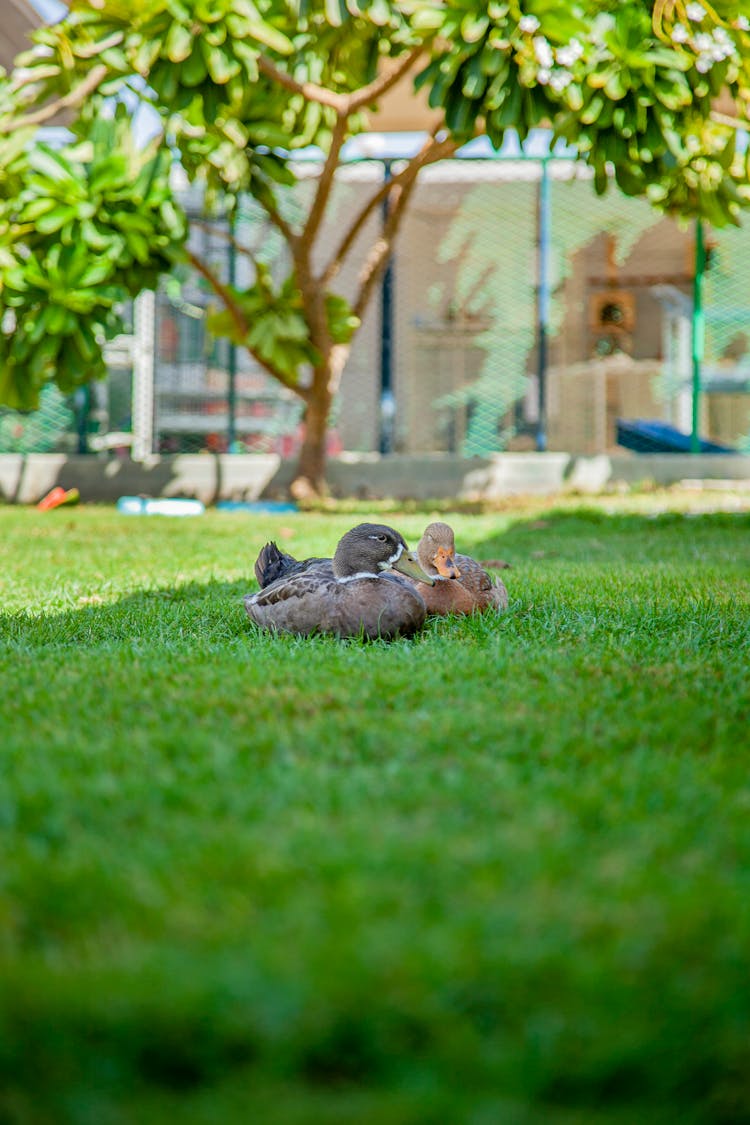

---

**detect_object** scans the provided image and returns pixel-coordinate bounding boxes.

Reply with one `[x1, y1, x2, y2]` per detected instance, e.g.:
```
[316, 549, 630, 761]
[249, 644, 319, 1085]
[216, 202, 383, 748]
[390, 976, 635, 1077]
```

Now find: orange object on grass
[37, 487, 80, 511]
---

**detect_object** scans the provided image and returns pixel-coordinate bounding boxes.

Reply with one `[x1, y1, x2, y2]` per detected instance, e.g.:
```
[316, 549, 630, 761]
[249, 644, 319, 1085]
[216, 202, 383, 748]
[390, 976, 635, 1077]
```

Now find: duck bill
[433, 547, 461, 579]
[391, 551, 435, 586]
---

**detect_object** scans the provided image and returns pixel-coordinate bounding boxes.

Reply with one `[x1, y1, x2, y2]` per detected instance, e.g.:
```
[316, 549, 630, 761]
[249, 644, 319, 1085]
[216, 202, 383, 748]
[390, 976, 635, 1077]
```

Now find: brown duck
[403, 521, 509, 615]
[245, 523, 434, 639]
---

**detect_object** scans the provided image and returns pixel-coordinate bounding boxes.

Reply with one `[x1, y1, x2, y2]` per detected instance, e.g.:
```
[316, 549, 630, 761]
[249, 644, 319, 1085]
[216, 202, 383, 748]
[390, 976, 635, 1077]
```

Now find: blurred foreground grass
[0, 495, 749, 1124]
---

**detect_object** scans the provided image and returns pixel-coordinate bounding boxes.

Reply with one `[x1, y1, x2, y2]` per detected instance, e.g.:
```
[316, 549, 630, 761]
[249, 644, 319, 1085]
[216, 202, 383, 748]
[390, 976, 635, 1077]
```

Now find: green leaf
[604, 71, 628, 101]
[181, 48, 208, 87]
[34, 205, 78, 235]
[164, 21, 194, 64]
[27, 145, 78, 184]
[325, 0, 346, 27]
[78, 260, 114, 288]
[19, 198, 58, 222]
[202, 41, 241, 84]
[243, 18, 293, 55]
[460, 12, 489, 44]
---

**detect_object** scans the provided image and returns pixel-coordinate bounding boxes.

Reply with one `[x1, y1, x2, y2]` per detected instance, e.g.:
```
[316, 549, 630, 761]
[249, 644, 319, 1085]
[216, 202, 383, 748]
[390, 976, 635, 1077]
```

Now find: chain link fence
[702, 224, 750, 452]
[3, 154, 750, 458]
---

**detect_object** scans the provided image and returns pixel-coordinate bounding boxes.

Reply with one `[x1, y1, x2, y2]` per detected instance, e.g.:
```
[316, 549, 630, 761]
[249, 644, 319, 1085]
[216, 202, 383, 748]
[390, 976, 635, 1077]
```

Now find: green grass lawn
[1, 497, 749, 1125]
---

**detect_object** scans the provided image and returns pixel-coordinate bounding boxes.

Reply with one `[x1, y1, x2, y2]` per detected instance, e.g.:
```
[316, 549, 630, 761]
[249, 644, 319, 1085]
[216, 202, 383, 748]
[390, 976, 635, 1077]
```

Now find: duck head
[333, 523, 434, 584]
[416, 522, 461, 579]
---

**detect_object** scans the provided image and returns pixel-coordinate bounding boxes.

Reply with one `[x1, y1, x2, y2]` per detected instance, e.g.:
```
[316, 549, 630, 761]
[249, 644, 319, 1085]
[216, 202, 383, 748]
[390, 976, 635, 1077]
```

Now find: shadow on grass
[0, 577, 449, 652]
[0, 578, 253, 651]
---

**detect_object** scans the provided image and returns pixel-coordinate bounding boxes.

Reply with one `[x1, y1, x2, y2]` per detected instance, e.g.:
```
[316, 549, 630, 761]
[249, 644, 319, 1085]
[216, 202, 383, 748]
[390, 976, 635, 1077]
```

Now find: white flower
[711, 27, 735, 57]
[671, 23, 689, 44]
[519, 15, 540, 33]
[549, 69, 573, 92]
[536, 67, 551, 85]
[556, 39, 583, 67]
[685, 2, 705, 21]
[533, 35, 554, 68]
[735, 16, 749, 31]
[692, 27, 735, 66]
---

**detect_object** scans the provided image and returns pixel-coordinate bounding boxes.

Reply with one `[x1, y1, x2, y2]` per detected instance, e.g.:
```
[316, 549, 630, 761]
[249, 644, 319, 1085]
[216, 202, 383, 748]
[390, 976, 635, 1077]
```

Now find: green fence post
[691, 218, 705, 453]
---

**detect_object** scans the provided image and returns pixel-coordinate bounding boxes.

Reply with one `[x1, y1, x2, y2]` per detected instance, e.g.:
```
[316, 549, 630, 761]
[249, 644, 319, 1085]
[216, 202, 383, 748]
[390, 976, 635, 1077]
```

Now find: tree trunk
[291, 376, 332, 500]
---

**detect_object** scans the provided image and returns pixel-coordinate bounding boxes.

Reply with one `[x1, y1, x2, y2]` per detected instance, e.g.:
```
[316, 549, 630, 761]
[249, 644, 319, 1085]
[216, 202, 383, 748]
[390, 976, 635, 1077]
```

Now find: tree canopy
[1, 0, 749, 490]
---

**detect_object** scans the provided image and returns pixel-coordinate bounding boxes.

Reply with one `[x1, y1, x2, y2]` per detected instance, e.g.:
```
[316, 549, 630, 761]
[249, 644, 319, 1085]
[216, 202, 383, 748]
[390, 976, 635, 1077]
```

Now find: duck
[403, 521, 509, 615]
[245, 522, 434, 639]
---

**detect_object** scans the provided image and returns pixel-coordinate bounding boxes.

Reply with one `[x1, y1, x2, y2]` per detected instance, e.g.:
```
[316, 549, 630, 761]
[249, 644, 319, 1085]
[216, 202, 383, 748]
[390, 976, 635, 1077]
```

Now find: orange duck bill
[432, 546, 461, 579]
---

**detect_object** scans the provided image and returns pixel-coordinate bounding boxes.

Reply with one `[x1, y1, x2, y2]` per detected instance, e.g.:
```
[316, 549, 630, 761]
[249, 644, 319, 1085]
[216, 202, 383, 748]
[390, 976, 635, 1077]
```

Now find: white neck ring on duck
[386, 542, 404, 565]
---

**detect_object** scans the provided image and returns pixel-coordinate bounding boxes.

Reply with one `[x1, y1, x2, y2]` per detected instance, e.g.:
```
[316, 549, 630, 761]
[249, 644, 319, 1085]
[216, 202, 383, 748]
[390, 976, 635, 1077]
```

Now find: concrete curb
[2, 451, 750, 505]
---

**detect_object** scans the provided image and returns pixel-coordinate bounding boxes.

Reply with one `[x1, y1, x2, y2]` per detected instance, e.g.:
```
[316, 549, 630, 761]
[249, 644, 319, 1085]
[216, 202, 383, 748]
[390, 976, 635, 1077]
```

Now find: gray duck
[245, 523, 434, 639]
[403, 521, 509, 615]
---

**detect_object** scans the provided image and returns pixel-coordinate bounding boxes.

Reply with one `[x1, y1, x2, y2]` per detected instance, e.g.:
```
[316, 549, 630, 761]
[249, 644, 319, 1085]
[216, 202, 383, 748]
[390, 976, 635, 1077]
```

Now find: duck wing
[245, 570, 425, 639]
[254, 541, 330, 588]
[455, 554, 509, 610]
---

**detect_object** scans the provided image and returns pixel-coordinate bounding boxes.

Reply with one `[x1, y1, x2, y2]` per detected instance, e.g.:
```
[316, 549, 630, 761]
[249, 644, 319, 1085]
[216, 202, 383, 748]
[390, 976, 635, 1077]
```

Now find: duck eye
[378, 534, 388, 542]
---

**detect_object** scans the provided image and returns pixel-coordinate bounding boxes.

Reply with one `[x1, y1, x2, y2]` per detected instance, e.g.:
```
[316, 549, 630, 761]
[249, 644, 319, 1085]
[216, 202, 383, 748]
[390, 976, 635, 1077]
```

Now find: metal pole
[535, 157, 551, 452]
[227, 206, 238, 452]
[379, 159, 395, 455]
[690, 217, 705, 453]
[75, 385, 90, 454]
[132, 289, 156, 461]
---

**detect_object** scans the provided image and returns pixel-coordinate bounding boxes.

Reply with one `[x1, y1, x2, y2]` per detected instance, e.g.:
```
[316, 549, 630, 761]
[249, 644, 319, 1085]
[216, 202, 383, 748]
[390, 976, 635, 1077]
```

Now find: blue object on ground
[215, 500, 298, 513]
[616, 419, 736, 454]
[117, 496, 206, 516]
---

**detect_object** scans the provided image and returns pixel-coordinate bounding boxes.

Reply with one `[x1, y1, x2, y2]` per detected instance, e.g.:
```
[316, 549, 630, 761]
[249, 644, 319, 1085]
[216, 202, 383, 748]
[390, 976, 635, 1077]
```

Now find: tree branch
[1, 63, 109, 133]
[191, 218, 264, 267]
[186, 248, 247, 336]
[257, 55, 346, 111]
[322, 128, 457, 288]
[260, 191, 299, 250]
[257, 45, 425, 116]
[710, 108, 749, 129]
[185, 248, 305, 397]
[348, 46, 426, 111]
[302, 111, 348, 249]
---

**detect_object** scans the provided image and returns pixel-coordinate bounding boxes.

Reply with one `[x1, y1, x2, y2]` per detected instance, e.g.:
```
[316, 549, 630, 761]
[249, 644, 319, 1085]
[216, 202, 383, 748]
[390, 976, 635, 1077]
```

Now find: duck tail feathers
[254, 541, 298, 587]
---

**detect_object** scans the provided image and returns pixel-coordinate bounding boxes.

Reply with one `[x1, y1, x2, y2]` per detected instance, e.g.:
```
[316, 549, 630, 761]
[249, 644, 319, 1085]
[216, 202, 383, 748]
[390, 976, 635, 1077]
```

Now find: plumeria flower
[549, 69, 573, 92]
[692, 27, 736, 67]
[556, 39, 583, 67]
[712, 27, 735, 56]
[518, 15, 540, 33]
[533, 36, 554, 68]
